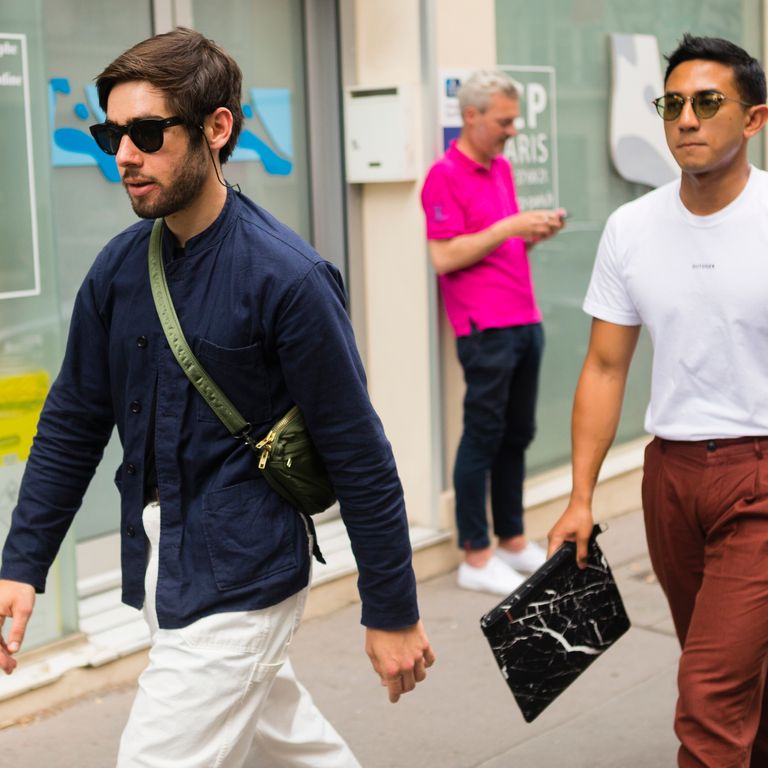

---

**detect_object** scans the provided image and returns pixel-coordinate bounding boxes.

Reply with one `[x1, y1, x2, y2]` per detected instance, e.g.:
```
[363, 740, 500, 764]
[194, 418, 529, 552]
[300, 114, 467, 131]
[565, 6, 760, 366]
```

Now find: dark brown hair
[95, 27, 243, 164]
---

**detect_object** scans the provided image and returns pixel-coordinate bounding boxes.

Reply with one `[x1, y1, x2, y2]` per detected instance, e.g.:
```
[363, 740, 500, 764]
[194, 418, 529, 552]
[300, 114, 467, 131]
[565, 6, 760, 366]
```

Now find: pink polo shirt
[420, 141, 541, 337]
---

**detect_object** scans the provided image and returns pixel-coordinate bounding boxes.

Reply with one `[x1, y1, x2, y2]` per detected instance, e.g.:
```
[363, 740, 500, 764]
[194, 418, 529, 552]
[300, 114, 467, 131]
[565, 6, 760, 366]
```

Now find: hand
[0, 579, 36, 674]
[503, 208, 567, 243]
[547, 500, 594, 569]
[365, 619, 436, 703]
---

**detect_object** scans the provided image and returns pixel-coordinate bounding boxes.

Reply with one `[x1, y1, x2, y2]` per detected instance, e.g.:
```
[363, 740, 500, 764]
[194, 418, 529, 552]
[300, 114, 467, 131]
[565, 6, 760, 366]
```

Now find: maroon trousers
[643, 436, 768, 768]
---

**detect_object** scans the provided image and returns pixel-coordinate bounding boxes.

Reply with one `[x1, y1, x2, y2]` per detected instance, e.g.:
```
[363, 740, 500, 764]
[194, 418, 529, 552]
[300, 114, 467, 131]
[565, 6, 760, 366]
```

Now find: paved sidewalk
[0, 506, 681, 767]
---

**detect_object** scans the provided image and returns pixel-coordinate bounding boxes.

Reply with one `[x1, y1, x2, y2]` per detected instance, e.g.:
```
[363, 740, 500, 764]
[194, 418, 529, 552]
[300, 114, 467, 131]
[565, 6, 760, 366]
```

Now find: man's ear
[462, 105, 479, 126]
[201, 107, 233, 151]
[744, 103, 768, 139]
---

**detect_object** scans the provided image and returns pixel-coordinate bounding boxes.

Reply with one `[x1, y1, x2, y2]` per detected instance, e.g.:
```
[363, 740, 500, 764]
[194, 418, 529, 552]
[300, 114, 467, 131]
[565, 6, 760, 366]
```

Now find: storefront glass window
[43, 2, 154, 544]
[0, 0, 77, 650]
[495, 0, 763, 472]
[191, 0, 311, 240]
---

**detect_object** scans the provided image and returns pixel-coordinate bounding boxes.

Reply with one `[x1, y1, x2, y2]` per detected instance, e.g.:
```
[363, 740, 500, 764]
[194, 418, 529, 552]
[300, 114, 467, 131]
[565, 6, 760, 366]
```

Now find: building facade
[0, 0, 764, 678]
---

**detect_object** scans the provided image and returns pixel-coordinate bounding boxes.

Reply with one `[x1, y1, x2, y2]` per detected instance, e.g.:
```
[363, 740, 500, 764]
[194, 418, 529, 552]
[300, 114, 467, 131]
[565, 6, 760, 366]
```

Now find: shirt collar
[162, 187, 240, 258]
[447, 140, 498, 173]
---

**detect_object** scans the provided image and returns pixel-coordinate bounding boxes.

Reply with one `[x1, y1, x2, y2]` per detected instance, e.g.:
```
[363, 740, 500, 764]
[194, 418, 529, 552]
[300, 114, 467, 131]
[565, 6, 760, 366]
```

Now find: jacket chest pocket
[195, 337, 272, 425]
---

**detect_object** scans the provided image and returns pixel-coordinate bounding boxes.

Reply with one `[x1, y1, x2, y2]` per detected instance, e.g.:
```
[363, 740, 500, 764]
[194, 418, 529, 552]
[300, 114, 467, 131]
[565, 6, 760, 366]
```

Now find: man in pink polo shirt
[421, 70, 566, 595]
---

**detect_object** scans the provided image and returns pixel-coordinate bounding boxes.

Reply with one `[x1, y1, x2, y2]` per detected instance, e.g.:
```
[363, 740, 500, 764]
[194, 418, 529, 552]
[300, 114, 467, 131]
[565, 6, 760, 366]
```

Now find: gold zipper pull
[255, 430, 276, 451]
[258, 446, 270, 469]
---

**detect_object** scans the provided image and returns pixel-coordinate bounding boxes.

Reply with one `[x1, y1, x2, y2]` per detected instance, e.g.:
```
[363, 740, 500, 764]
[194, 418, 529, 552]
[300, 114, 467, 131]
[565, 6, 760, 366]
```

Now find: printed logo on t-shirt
[432, 205, 448, 222]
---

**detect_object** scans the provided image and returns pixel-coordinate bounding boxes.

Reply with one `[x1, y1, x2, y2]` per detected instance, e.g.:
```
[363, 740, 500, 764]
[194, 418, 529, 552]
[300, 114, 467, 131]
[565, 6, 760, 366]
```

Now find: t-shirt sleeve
[582, 212, 642, 326]
[420, 164, 466, 240]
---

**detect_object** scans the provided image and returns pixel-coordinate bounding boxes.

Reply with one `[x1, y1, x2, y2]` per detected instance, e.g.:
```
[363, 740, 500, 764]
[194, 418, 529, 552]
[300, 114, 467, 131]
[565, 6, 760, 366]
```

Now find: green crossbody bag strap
[147, 218, 253, 442]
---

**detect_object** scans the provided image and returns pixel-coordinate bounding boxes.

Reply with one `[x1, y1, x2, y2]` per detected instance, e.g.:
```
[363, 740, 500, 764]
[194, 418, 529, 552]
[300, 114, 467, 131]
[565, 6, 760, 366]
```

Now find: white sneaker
[457, 555, 526, 596]
[495, 541, 548, 574]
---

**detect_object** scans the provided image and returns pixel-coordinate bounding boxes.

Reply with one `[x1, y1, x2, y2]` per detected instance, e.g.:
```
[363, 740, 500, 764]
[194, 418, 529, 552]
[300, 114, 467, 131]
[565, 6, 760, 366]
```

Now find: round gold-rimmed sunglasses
[652, 90, 754, 121]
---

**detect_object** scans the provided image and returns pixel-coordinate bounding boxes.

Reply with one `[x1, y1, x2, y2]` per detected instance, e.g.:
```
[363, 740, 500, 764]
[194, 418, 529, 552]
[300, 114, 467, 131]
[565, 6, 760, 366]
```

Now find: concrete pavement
[0, 506, 681, 767]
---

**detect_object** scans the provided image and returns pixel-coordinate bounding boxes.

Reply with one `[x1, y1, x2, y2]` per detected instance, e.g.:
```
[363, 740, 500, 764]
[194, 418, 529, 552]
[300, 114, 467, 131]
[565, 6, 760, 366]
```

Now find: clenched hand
[365, 619, 436, 703]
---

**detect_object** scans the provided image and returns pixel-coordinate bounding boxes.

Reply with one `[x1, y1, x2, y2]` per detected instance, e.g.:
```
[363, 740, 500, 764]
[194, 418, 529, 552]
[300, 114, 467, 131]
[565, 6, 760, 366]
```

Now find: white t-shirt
[584, 166, 768, 440]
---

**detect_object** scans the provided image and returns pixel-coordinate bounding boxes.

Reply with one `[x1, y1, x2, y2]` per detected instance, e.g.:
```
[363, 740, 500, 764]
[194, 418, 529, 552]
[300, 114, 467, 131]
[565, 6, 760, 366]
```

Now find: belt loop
[658, 437, 667, 455]
[755, 438, 764, 460]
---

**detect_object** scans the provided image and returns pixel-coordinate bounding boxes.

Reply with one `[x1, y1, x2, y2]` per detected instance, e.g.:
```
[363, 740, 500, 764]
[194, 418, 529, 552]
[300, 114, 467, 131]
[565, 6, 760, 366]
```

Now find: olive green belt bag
[147, 219, 337, 530]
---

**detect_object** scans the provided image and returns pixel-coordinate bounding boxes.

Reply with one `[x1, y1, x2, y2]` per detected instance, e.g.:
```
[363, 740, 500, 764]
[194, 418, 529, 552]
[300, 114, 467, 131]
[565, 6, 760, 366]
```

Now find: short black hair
[664, 33, 766, 105]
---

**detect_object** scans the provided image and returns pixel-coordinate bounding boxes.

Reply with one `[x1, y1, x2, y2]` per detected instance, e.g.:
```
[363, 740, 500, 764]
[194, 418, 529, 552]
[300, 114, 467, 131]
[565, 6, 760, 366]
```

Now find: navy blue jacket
[1, 190, 419, 630]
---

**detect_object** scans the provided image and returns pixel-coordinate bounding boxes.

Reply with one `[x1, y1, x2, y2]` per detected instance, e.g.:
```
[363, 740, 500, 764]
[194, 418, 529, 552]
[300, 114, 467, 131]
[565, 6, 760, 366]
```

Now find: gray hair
[457, 69, 519, 114]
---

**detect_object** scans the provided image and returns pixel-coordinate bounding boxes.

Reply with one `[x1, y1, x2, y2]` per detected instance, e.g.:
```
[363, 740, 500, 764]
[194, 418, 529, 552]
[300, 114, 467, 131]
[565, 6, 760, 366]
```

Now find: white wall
[431, 0, 498, 503]
[434, 0, 496, 67]
[350, 0, 436, 526]
[345, 0, 502, 528]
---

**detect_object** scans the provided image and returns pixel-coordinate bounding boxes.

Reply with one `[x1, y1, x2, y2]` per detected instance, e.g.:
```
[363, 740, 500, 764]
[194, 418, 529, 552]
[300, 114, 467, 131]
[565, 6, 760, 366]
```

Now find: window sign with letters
[0, 33, 40, 299]
[437, 67, 559, 210]
[500, 66, 559, 210]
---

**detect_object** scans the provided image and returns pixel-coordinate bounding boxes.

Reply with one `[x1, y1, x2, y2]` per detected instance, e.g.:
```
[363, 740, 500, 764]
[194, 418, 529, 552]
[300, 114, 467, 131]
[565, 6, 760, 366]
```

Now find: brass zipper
[255, 406, 300, 469]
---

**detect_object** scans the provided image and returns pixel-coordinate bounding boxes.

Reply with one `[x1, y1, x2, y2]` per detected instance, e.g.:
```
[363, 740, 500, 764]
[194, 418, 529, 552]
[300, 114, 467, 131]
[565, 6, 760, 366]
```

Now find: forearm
[569, 363, 629, 507]
[429, 208, 565, 274]
[548, 320, 639, 562]
[429, 219, 513, 275]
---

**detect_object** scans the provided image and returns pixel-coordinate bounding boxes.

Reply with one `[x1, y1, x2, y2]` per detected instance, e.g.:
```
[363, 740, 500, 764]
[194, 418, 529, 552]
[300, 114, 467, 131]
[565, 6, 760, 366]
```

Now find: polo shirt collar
[447, 140, 498, 173]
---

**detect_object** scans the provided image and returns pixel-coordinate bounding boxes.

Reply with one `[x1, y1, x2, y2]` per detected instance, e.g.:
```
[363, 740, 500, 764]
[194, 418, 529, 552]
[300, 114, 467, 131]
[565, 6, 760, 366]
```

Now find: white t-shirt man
[584, 165, 768, 440]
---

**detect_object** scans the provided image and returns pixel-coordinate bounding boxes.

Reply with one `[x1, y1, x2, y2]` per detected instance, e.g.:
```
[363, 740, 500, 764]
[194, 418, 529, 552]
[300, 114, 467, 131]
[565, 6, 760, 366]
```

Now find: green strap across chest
[147, 217, 250, 439]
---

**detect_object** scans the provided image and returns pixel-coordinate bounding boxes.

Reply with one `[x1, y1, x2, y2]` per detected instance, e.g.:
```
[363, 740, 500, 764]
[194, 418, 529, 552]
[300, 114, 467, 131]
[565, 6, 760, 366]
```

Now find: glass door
[44, 1, 154, 551]
[190, 0, 312, 240]
[0, 0, 76, 649]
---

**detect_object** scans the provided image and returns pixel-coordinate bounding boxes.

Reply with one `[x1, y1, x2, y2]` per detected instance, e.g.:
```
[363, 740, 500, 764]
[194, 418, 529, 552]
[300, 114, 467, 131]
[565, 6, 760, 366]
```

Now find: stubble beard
[127, 140, 210, 220]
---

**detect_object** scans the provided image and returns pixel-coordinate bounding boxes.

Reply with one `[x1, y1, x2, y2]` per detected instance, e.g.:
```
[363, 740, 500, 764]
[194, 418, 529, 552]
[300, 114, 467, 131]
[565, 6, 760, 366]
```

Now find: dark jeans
[453, 323, 544, 551]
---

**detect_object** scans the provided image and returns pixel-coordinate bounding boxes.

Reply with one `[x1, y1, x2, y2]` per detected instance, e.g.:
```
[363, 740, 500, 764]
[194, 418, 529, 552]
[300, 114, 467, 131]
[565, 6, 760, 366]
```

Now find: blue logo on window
[49, 78, 293, 182]
[445, 78, 461, 98]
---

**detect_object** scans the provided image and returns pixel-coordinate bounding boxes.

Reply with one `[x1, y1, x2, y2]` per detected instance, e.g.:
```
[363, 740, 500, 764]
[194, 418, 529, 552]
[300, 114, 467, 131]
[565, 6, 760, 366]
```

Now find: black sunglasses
[652, 90, 753, 121]
[89, 116, 185, 155]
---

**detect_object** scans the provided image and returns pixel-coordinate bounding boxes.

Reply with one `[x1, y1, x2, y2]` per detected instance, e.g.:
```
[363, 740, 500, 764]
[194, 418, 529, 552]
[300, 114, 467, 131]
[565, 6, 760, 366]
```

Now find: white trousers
[116, 503, 361, 768]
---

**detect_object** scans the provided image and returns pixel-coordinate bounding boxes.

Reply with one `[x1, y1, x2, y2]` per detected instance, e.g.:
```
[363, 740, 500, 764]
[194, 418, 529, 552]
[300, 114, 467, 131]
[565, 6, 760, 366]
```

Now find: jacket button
[130, 400, 142, 414]
[137, 336, 148, 348]
[126, 463, 136, 475]
[126, 524, 136, 537]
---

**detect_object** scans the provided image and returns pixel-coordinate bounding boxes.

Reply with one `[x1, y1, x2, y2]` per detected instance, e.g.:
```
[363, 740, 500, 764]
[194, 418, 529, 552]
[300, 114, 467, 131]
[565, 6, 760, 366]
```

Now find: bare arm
[428, 208, 566, 275]
[547, 319, 641, 566]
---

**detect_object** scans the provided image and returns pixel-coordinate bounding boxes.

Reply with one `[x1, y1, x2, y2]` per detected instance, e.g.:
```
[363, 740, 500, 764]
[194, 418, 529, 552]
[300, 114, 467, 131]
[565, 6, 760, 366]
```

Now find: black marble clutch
[480, 525, 631, 722]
